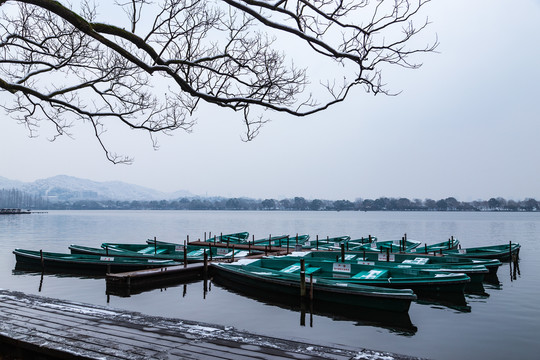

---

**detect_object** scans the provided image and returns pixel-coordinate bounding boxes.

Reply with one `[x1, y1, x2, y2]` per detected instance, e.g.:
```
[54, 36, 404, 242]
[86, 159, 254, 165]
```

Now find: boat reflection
[464, 282, 489, 296]
[510, 258, 520, 282]
[212, 276, 417, 336]
[483, 273, 501, 288]
[105, 278, 209, 298]
[12, 268, 101, 281]
[415, 292, 471, 313]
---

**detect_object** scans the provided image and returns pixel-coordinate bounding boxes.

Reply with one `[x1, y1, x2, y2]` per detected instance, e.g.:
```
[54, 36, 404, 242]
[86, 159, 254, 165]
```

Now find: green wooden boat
[243, 257, 469, 295]
[252, 234, 310, 247]
[205, 232, 250, 244]
[408, 237, 460, 253]
[302, 236, 349, 250]
[296, 250, 502, 275]
[90, 243, 251, 262]
[276, 252, 488, 283]
[351, 238, 422, 252]
[251, 234, 290, 246]
[443, 243, 521, 261]
[302, 235, 376, 250]
[212, 259, 417, 313]
[13, 249, 181, 274]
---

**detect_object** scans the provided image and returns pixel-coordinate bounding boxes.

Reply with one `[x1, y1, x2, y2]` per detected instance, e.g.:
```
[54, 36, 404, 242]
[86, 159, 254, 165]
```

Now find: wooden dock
[105, 262, 206, 296]
[0, 289, 424, 360]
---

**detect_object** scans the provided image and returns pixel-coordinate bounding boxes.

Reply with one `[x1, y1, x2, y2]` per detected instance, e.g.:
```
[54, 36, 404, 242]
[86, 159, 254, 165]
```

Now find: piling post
[316, 235, 318, 250]
[204, 232, 207, 241]
[425, 244, 428, 254]
[40, 249, 44, 270]
[300, 259, 306, 298]
[154, 236, 157, 254]
[209, 244, 213, 261]
[309, 274, 314, 301]
[386, 248, 390, 262]
[296, 233, 299, 245]
[183, 241, 187, 268]
[509, 241, 512, 260]
[269, 234, 272, 251]
[214, 235, 216, 244]
[203, 251, 208, 279]
[287, 236, 290, 254]
[187, 235, 190, 244]
[341, 243, 345, 262]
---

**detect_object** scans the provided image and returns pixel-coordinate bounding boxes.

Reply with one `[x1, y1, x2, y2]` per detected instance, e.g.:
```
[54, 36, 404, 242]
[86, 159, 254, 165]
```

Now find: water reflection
[415, 292, 471, 313]
[510, 258, 521, 282]
[483, 273, 501, 288]
[464, 282, 489, 297]
[212, 277, 418, 336]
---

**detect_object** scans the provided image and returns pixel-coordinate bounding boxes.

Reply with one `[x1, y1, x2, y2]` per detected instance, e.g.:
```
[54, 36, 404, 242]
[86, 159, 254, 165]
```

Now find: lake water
[1, 210, 538, 360]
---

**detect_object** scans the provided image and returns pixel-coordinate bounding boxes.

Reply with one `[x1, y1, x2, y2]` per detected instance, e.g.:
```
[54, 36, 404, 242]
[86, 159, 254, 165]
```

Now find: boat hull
[13, 249, 180, 275]
[213, 264, 416, 313]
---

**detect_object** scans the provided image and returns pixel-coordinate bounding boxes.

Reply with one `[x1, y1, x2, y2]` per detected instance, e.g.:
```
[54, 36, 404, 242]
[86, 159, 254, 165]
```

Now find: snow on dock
[0, 289, 425, 360]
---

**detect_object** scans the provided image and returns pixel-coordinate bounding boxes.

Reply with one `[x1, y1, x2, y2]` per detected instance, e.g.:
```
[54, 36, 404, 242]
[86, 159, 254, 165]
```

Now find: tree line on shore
[1, 189, 538, 212]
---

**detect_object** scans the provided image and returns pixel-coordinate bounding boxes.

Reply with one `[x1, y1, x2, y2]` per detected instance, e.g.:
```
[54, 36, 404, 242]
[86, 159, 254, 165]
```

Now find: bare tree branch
[0, 0, 437, 162]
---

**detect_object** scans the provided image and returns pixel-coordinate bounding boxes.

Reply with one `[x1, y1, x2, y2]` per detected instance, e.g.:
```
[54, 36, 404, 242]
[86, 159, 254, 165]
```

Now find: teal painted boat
[352, 238, 422, 252]
[13, 249, 181, 274]
[302, 235, 377, 250]
[296, 250, 502, 275]
[409, 237, 460, 253]
[443, 243, 521, 261]
[242, 257, 469, 295]
[252, 234, 310, 247]
[92, 243, 251, 262]
[212, 259, 417, 313]
[276, 251, 487, 284]
[205, 232, 250, 244]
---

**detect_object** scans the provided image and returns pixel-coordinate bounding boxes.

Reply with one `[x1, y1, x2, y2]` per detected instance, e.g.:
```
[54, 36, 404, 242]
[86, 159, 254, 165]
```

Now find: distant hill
[0, 176, 25, 189]
[0, 175, 193, 201]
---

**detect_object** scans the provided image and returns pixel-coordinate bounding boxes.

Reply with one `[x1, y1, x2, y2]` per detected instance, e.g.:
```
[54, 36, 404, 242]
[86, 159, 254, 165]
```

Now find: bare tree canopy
[0, 0, 436, 163]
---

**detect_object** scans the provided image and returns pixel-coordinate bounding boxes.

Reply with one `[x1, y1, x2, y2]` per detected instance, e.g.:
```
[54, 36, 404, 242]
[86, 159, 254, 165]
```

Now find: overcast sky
[1, 0, 539, 201]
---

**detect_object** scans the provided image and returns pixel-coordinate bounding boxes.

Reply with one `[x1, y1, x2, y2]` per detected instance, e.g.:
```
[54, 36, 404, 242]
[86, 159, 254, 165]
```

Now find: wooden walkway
[0, 289, 424, 360]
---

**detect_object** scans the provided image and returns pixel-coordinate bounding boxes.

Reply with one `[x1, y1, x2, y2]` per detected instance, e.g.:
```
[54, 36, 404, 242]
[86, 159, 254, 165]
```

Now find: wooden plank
[0, 289, 424, 360]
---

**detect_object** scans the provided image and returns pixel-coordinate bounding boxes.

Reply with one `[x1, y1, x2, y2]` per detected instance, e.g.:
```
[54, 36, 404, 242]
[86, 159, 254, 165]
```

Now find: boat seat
[187, 249, 205, 257]
[305, 267, 321, 275]
[137, 247, 157, 254]
[280, 263, 302, 273]
[402, 257, 429, 265]
[352, 269, 388, 279]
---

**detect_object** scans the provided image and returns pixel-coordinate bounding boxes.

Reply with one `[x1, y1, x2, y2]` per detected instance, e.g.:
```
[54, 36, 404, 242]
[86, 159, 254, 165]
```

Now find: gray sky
[1, 0, 539, 201]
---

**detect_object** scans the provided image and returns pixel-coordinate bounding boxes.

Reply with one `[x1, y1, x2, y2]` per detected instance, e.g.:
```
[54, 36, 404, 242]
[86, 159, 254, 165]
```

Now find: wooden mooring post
[300, 259, 306, 298]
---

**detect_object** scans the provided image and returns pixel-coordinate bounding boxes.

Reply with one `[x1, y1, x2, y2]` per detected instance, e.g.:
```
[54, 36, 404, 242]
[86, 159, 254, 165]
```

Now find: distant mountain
[0, 176, 25, 189]
[0, 175, 193, 201]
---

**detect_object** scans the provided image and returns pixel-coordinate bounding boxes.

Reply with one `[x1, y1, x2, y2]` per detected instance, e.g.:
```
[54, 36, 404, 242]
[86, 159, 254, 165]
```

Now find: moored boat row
[12, 230, 521, 314]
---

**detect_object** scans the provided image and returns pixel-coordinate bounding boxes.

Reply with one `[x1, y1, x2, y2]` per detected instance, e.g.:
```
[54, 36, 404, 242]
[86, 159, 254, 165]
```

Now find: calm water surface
[1, 211, 538, 360]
